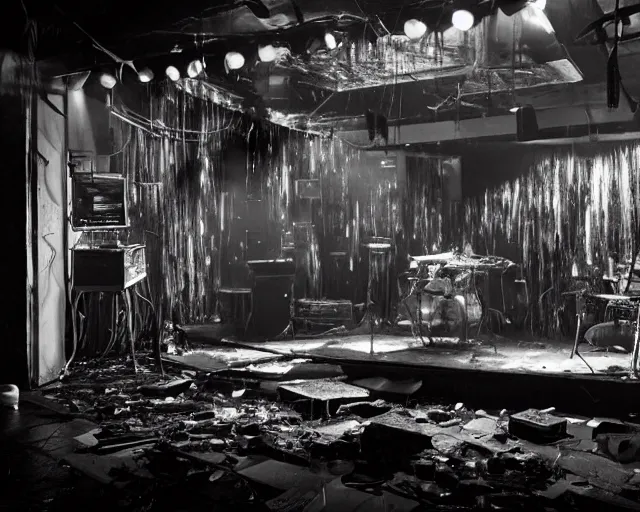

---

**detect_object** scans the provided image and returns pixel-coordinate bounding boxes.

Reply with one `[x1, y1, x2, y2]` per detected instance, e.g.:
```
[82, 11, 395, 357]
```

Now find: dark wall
[1, 95, 29, 386]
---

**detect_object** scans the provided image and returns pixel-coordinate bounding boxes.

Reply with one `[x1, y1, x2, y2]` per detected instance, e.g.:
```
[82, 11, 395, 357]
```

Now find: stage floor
[174, 325, 639, 415]
[220, 334, 633, 378]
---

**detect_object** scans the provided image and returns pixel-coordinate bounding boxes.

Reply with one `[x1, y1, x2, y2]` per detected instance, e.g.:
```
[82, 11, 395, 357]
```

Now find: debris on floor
[30, 352, 640, 511]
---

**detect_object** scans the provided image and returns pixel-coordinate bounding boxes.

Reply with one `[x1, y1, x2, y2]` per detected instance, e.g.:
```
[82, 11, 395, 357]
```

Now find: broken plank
[361, 411, 515, 464]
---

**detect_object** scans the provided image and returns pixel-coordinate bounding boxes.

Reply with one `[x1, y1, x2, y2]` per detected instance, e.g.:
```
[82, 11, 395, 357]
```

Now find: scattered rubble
[33, 352, 640, 511]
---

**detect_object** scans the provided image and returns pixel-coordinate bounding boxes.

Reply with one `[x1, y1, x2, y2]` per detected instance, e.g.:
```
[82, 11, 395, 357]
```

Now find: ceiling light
[531, 0, 546, 9]
[165, 66, 180, 81]
[510, 107, 520, 113]
[258, 44, 277, 62]
[187, 59, 204, 78]
[324, 32, 337, 50]
[404, 19, 427, 40]
[99, 73, 116, 89]
[452, 10, 475, 31]
[138, 68, 154, 83]
[225, 51, 245, 70]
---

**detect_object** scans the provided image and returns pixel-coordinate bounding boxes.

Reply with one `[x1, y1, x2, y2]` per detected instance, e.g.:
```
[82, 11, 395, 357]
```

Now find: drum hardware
[400, 277, 431, 347]
[566, 290, 640, 377]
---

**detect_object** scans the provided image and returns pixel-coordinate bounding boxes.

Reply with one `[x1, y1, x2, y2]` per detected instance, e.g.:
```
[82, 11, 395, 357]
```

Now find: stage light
[452, 10, 475, 31]
[324, 32, 337, 50]
[99, 72, 116, 89]
[531, 0, 546, 9]
[165, 66, 180, 81]
[258, 44, 277, 62]
[138, 68, 154, 83]
[187, 59, 204, 78]
[510, 106, 520, 113]
[404, 19, 427, 40]
[67, 70, 91, 91]
[225, 51, 245, 70]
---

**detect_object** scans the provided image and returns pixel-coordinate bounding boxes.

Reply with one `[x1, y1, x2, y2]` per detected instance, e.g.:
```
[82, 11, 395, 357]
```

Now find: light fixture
[404, 19, 427, 40]
[452, 10, 475, 31]
[165, 66, 180, 81]
[138, 68, 154, 83]
[258, 44, 277, 62]
[531, 0, 546, 9]
[99, 72, 116, 89]
[187, 59, 204, 78]
[521, 7, 554, 34]
[510, 106, 520, 113]
[324, 32, 337, 50]
[225, 51, 245, 70]
[67, 70, 91, 91]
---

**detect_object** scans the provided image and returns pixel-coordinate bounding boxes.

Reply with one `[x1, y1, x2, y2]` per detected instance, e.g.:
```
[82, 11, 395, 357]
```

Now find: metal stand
[62, 286, 146, 378]
[359, 239, 392, 355]
[631, 304, 640, 378]
[400, 277, 431, 347]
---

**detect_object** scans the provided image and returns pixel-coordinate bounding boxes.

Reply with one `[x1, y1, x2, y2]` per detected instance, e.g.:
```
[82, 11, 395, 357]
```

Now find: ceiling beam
[335, 100, 636, 146]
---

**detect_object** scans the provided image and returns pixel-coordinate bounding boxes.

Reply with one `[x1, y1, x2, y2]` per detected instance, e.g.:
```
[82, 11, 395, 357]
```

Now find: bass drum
[399, 282, 482, 337]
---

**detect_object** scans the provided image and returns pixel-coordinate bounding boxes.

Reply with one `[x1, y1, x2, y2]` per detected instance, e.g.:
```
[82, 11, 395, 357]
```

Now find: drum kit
[397, 252, 517, 345]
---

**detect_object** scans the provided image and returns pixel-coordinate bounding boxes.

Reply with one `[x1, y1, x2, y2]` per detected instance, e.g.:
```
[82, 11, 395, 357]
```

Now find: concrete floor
[0, 399, 122, 511]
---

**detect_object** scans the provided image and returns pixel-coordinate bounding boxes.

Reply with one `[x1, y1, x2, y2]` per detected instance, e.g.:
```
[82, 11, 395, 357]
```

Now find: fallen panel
[278, 380, 369, 402]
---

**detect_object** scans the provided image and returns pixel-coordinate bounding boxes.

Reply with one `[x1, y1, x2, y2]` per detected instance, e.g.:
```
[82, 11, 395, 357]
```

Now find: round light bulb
[532, 0, 546, 9]
[258, 44, 277, 62]
[404, 19, 427, 40]
[99, 73, 116, 89]
[138, 68, 154, 83]
[165, 66, 180, 81]
[225, 51, 245, 70]
[324, 33, 337, 50]
[187, 60, 204, 78]
[452, 10, 475, 31]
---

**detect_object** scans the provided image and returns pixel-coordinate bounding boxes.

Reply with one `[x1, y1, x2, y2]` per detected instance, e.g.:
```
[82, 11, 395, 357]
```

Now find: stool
[217, 287, 253, 337]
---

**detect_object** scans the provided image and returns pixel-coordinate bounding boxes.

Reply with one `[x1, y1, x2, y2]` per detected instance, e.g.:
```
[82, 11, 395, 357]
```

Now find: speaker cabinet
[251, 276, 293, 338]
[516, 106, 539, 142]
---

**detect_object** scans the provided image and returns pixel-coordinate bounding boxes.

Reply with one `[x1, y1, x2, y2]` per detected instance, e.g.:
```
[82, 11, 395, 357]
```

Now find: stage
[169, 325, 640, 417]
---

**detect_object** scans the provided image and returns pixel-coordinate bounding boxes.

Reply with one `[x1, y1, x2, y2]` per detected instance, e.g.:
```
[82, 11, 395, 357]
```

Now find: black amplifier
[294, 299, 353, 323]
[72, 245, 146, 292]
